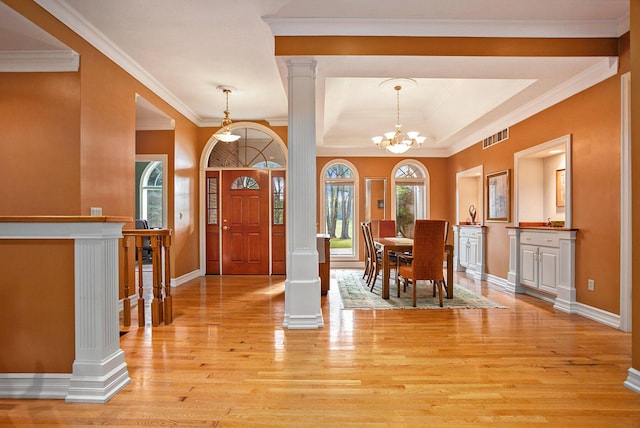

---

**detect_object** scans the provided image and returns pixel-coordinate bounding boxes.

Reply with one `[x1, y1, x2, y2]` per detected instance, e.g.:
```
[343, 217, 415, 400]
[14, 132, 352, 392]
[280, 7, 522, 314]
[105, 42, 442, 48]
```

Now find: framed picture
[556, 169, 565, 207]
[377, 199, 384, 209]
[486, 169, 510, 222]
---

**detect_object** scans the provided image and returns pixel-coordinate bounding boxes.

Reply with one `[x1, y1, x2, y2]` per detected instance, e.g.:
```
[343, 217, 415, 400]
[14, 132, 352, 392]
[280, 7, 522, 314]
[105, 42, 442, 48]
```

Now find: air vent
[483, 128, 509, 149]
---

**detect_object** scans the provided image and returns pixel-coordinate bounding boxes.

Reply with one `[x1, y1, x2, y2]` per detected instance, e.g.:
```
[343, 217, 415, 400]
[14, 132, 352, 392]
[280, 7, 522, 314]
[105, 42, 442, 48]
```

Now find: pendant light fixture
[215, 85, 241, 143]
[372, 79, 425, 154]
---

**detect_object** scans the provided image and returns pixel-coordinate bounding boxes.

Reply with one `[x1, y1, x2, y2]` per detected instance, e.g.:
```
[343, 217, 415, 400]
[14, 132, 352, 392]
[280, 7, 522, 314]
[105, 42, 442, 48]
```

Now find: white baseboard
[625, 368, 640, 394]
[574, 302, 620, 329]
[171, 269, 201, 287]
[485, 274, 622, 330]
[485, 273, 508, 289]
[0, 373, 70, 399]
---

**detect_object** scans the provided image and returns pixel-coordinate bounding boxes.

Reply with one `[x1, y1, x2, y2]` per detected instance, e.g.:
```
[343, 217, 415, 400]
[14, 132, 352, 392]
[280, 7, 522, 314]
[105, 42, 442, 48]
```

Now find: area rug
[335, 269, 506, 310]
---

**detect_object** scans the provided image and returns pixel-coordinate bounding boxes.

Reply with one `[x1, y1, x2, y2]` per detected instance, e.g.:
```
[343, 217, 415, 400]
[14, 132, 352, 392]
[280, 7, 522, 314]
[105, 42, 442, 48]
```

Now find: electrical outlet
[587, 279, 595, 291]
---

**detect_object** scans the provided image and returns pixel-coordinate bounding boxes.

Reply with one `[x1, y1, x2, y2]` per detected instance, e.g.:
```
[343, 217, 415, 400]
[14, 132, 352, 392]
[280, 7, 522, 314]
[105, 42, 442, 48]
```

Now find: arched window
[208, 127, 286, 168]
[140, 161, 163, 228]
[392, 161, 429, 238]
[321, 161, 358, 258]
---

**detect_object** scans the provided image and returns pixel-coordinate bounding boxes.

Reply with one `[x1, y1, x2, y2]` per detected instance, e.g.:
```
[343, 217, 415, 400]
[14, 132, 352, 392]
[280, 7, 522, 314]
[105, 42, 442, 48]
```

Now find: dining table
[373, 237, 454, 300]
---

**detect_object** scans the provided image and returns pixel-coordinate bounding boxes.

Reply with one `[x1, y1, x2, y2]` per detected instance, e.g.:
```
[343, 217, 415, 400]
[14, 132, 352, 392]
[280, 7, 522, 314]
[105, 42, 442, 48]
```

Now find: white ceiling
[1, 0, 630, 156]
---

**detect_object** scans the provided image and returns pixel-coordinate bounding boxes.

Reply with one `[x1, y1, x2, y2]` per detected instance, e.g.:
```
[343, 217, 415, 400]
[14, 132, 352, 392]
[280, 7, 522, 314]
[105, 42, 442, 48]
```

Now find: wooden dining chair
[396, 219, 448, 307]
[362, 222, 381, 290]
[361, 222, 373, 283]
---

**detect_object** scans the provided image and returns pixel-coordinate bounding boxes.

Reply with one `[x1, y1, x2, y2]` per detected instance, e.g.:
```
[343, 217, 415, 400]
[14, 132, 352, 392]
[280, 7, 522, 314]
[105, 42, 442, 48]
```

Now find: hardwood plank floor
[2, 271, 640, 427]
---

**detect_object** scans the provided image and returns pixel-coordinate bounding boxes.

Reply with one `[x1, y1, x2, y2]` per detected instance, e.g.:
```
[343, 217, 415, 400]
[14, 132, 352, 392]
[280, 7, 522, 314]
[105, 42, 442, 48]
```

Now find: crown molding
[264, 17, 627, 38]
[136, 117, 176, 131]
[34, 0, 200, 124]
[0, 50, 79, 72]
[266, 117, 289, 127]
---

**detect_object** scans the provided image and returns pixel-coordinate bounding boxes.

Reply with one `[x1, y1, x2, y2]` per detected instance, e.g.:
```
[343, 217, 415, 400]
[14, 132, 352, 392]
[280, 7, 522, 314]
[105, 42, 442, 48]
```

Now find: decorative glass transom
[231, 176, 260, 190]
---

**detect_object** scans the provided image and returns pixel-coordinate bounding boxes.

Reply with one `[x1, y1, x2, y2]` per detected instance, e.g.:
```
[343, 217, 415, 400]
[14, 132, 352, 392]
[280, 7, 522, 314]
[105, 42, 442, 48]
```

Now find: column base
[624, 368, 640, 394]
[65, 349, 130, 403]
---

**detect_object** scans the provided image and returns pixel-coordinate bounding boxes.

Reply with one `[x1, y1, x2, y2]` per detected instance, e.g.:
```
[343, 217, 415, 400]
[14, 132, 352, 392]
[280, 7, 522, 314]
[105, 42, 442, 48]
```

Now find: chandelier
[215, 86, 241, 143]
[372, 82, 425, 154]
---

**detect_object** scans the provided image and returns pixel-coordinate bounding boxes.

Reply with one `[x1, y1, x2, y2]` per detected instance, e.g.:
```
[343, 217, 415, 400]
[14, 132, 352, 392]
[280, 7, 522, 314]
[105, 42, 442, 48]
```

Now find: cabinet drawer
[521, 231, 559, 247]
[459, 228, 480, 239]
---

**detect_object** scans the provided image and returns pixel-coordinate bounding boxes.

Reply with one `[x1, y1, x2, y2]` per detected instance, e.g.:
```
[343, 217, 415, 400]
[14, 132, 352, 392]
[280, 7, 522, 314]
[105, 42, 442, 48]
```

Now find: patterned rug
[335, 269, 506, 310]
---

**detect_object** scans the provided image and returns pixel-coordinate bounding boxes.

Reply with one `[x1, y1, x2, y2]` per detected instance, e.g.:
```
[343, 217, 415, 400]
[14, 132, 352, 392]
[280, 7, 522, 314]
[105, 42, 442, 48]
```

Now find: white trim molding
[0, 50, 79, 72]
[625, 368, 640, 394]
[0, 218, 130, 403]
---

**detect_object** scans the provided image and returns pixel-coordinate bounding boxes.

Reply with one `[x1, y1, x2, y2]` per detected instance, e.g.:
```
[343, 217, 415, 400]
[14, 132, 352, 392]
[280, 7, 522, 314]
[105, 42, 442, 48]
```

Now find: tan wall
[449, 60, 627, 315]
[0, 72, 81, 215]
[3, 0, 201, 280]
[0, 240, 75, 373]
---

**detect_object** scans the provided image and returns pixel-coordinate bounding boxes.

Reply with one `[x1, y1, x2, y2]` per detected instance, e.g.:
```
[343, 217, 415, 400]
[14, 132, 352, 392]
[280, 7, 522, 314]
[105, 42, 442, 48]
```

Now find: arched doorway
[199, 123, 287, 275]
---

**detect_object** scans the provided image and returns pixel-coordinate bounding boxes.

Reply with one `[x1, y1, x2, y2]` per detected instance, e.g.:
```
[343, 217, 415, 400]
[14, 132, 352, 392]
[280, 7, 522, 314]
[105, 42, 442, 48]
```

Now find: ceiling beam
[275, 36, 620, 57]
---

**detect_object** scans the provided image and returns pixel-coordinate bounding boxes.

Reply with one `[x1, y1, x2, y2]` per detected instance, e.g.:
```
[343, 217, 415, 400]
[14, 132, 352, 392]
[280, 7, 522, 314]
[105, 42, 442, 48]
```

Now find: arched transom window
[208, 127, 286, 168]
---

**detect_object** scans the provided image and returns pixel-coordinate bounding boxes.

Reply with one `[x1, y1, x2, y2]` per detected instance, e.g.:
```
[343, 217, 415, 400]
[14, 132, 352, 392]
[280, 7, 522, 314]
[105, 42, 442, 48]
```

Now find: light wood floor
[2, 271, 640, 427]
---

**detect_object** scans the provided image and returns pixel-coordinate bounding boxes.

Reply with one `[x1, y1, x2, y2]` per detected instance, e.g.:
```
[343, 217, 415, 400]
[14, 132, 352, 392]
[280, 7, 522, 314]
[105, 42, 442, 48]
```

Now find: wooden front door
[221, 169, 270, 274]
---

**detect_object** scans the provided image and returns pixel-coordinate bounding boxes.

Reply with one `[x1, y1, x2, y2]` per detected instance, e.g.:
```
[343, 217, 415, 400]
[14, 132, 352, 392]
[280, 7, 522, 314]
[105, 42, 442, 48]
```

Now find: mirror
[456, 165, 483, 225]
[365, 178, 386, 222]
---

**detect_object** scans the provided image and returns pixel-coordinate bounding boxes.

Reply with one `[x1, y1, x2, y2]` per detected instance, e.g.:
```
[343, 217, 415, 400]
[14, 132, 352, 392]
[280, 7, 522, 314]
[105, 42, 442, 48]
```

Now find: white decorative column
[553, 230, 578, 314]
[452, 225, 463, 271]
[282, 59, 324, 329]
[506, 227, 524, 294]
[66, 226, 131, 403]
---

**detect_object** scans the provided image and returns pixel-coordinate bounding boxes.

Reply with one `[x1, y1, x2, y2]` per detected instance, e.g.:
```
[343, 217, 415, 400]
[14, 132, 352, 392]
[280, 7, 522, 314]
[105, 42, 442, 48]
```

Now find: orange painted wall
[78, 48, 136, 217]
[0, 72, 81, 215]
[449, 54, 627, 315]
[0, 240, 75, 373]
[3, 1, 202, 280]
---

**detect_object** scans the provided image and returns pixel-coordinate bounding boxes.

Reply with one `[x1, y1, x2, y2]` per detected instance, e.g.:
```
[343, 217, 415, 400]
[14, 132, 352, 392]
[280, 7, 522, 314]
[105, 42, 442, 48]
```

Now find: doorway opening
[200, 123, 287, 275]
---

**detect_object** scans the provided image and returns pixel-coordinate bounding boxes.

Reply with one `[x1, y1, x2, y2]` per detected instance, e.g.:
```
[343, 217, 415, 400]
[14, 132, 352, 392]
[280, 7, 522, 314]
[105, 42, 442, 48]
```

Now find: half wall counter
[0, 216, 131, 403]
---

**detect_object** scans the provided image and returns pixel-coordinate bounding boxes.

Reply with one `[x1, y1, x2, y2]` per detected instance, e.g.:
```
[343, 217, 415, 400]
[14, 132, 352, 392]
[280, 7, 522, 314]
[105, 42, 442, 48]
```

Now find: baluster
[135, 235, 146, 327]
[150, 234, 162, 326]
[163, 232, 173, 325]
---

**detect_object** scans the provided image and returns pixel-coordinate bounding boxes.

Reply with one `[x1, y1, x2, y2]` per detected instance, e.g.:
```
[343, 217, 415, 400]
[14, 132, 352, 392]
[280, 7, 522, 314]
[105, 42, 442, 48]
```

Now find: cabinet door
[468, 237, 478, 268]
[459, 238, 469, 267]
[520, 245, 538, 287]
[538, 247, 559, 293]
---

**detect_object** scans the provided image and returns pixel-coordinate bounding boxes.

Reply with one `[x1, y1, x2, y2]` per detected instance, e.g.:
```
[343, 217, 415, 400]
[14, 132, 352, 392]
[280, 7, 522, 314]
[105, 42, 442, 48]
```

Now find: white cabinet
[453, 225, 486, 280]
[507, 227, 577, 313]
[520, 242, 559, 294]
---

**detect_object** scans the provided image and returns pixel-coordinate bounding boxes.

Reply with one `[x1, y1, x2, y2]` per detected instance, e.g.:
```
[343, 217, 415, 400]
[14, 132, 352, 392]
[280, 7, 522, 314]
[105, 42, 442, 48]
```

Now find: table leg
[382, 248, 390, 299]
[446, 244, 454, 299]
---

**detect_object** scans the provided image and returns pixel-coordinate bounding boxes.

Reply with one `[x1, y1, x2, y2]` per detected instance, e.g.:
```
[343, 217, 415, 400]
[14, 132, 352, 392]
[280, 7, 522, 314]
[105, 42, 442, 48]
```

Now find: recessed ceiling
[1, 0, 630, 156]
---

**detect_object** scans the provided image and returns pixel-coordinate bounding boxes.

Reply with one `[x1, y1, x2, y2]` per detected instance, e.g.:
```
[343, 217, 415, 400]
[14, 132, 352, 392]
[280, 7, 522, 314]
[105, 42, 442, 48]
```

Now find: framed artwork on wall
[486, 169, 510, 222]
[556, 169, 566, 207]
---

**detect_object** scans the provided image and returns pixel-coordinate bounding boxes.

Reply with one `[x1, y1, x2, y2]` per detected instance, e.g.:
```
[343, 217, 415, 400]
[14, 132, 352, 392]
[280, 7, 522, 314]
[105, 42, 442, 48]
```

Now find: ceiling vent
[483, 128, 509, 149]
